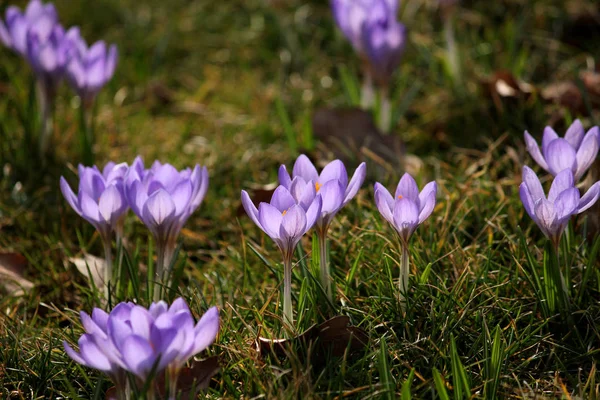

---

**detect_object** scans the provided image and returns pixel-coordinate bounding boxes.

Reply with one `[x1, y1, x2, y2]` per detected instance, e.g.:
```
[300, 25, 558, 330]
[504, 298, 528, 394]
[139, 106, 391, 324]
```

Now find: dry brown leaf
[68, 254, 106, 289]
[0, 252, 34, 296]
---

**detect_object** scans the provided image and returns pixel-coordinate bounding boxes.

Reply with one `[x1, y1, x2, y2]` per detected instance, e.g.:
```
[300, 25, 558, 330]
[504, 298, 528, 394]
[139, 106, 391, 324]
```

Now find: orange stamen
[397, 195, 403, 199]
[315, 182, 322, 192]
[282, 210, 287, 216]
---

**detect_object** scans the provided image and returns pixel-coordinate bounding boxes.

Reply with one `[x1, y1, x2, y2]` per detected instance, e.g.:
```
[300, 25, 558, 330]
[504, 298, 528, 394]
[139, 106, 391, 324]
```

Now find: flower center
[282, 209, 288, 216]
[397, 195, 403, 199]
[315, 182, 322, 192]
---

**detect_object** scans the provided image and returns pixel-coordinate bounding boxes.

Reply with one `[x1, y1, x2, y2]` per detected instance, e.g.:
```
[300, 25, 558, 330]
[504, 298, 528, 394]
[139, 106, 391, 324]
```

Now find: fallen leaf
[68, 254, 106, 289]
[480, 70, 535, 113]
[0, 252, 34, 296]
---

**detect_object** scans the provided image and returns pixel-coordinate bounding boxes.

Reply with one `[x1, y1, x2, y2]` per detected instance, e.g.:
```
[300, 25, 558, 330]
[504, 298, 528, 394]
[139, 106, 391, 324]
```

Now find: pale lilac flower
[278, 154, 366, 232]
[524, 120, 600, 181]
[374, 173, 437, 243]
[64, 298, 219, 396]
[60, 163, 128, 241]
[519, 166, 600, 246]
[0, 0, 58, 56]
[65, 28, 118, 103]
[241, 185, 322, 261]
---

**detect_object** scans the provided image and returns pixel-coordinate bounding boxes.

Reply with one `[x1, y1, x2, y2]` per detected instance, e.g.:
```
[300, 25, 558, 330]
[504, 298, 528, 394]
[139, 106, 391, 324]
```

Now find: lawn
[1, 0, 600, 398]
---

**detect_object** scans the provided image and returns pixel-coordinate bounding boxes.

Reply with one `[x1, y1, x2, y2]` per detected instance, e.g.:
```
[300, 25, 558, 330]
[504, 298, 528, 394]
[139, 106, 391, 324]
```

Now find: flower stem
[399, 241, 410, 313]
[102, 237, 113, 300]
[361, 67, 375, 109]
[154, 241, 165, 301]
[317, 231, 332, 303]
[379, 85, 392, 134]
[283, 254, 293, 330]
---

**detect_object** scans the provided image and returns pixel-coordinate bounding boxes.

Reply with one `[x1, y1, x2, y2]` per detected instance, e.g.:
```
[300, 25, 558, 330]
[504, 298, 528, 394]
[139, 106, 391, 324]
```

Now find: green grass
[1, 0, 600, 398]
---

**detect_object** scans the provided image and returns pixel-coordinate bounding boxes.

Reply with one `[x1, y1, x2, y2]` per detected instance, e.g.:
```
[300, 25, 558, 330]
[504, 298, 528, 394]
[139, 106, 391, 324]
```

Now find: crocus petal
[79, 191, 101, 224]
[392, 198, 419, 240]
[168, 297, 190, 314]
[279, 204, 307, 240]
[98, 184, 124, 224]
[318, 160, 348, 189]
[170, 180, 193, 216]
[79, 335, 113, 372]
[578, 182, 600, 214]
[574, 127, 599, 180]
[418, 181, 437, 213]
[270, 186, 297, 213]
[60, 176, 82, 215]
[519, 183, 536, 221]
[91, 308, 109, 332]
[522, 166, 545, 202]
[292, 154, 319, 182]
[63, 341, 87, 366]
[374, 185, 394, 225]
[278, 165, 292, 189]
[524, 131, 549, 171]
[547, 169, 574, 203]
[241, 190, 262, 229]
[319, 180, 345, 216]
[545, 139, 577, 176]
[305, 195, 322, 231]
[258, 203, 282, 240]
[343, 162, 366, 205]
[554, 188, 580, 220]
[143, 190, 176, 227]
[122, 335, 156, 379]
[564, 119, 585, 149]
[541, 126, 559, 156]
[534, 199, 557, 236]
[129, 307, 153, 340]
[0, 20, 10, 47]
[192, 306, 220, 354]
[418, 191, 436, 224]
[395, 173, 419, 202]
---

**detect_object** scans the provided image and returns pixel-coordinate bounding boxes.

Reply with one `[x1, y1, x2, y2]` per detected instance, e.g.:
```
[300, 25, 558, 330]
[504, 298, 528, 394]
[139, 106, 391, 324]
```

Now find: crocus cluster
[241, 155, 365, 327]
[0, 0, 118, 157]
[374, 173, 437, 307]
[64, 297, 219, 399]
[60, 157, 209, 300]
[522, 120, 600, 245]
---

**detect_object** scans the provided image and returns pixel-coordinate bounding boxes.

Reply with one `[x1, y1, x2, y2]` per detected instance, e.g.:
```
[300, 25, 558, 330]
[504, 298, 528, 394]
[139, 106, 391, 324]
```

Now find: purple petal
[418, 181, 437, 213]
[270, 186, 296, 213]
[305, 195, 322, 230]
[91, 308, 109, 332]
[105, 44, 118, 79]
[541, 126, 559, 156]
[192, 306, 220, 354]
[395, 173, 419, 202]
[168, 297, 190, 314]
[258, 203, 282, 240]
[60, 176, 82, 215]
[79, 167, 106, 201]
[578, 182, 600, 214]
[0, 20, 11, 47]
[564, 119, 585, 149]
[392, 198, 419, 241]
[519, 183, 536, 221]
[122, 335, 156, 379]
[292, 154, 319, 182]
[319, 180, 345, 216]
[278, 165, 292, 189]
[142, 190, 176, 227]
[127, 180, 147, 218]
[547, 169, 574, 203]
[534, 199, 557, 236]
[79, 191, 101, 224]
[279, 204, 306, 240]
[417, 190, 436, 224]
[524, 131, 548, 171]
[318, 160, 348, 188]
[522, 166, 545, 202]
[554, 187, 580, 220]
[289, 177, 316, 211]
[241, 190, 262, 229]
[374, 184, 394, 225]
[574, 127, 599, 180]
[343, 162, 366, 205]
[80, 311, 106, 338]
[129, 306, 152, 340]
[170, 180, 193, 216]
[545, 138, 577, 176]
[63, 341, 87, 366]
[98, 184, 125, 225]
[149, 301, 169, 317]
[79, 335, 113, 372]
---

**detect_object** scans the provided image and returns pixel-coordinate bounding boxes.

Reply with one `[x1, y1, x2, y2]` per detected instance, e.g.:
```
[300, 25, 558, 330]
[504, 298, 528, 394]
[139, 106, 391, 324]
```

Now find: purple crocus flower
[375, 173, 437, 304]
[241, 185, 322, 327]
[60, 163, 128, 242]
[60, 162, 129, 297]
[374, 173, 437, 243]
[519, 166, 600, 247]
[65, 28, 118, 103]
[0, 0, 58, 56]
[64, 298, 219, 398]
[278, 155, 366, 232]
[524, 120, 600, 181]
[241, 185, 322, 261]
[126, 159, 209, 299]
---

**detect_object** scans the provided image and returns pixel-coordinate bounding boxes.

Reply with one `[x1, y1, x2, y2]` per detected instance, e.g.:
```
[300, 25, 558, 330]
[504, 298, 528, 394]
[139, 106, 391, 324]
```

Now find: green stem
[317, 231, 332, 303]
[102, 237, 113, 300]
[399, 241, 410, 313]
[153, 240, 166, 301]
[283, 253, 293, 330]
[379, 85, 392, 134]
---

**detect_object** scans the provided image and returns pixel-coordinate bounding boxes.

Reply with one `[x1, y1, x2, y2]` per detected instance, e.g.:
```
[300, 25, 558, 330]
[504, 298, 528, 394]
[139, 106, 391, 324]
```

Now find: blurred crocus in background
[60, 162, 129, 298]
[279, 155, 366, 303]
[63, 297, 220, 400]
[374, 173, 436, 309]
[126, 159, 209, 301]
[331, 0, 406, 133]
[241, 186, 322, 329]
[524, 120, 600, 182]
